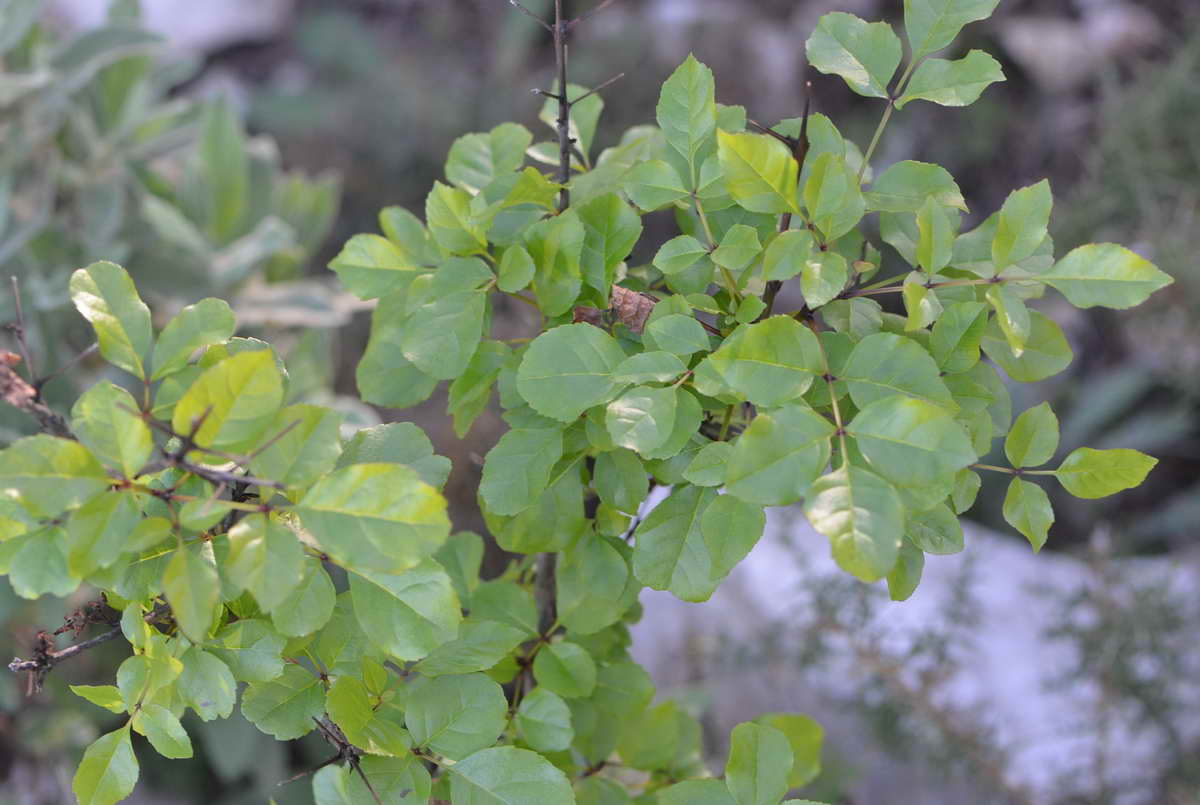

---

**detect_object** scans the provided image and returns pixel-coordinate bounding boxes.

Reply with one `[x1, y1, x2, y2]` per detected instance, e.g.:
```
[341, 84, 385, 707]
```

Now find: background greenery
[2, 1, 1197, 803]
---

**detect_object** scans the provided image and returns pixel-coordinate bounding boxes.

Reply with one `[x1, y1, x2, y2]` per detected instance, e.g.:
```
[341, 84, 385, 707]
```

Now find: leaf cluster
[0, 2, 1171, 803]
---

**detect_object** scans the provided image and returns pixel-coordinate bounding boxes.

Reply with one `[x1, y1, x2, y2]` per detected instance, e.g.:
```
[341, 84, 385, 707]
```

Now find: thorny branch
[9, 603, 170, 695]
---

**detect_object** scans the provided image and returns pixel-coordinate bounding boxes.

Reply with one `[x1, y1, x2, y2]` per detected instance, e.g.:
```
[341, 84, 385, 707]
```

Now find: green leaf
[356, 295, 439, 409]
[516, 324, 627, 422]
[701, 494, 765, 580]
[981, 310, 1072, 382]
[326, 676, 410, 757]
[427, 181, 487, 255]
[407, 673, 508, 760]
[578, 193, 643, 296]
[446, 123, 532, 193]
[613, 352, 687, 385]
[711, 224, 762, 272]
[1005, 402, 1059, 468]
[10, 528, 77, 599]
[902, 272, 943, 331]
[632, 484, 725, 602]
[298, 463, 450, 573]
[606, 386, 678, 456]
[916, 197, 957, 273]
[717, 130, 799, 215]
[199, 98, 248, 242]
[73, 726, 138, 805]
[762, 229, 815, 282]
[1040, 244, 1173, 309]
[684, 441, 734, 487]
[752, 713, 824, 788]
[498, 245, 536, 293]
[1055, 447, 1157, 499]
[617, 700, 680, 771]
[210, 619, 286, 682]
[349, 560, 461, 661]
[0, 436, 108, 519]
[178, 648, 236, 721]
[594, 448, 649, 515]
[726, 404, 835, 505]
[865, 160, 967, 213]
[803, 465, 904, 582]
[557, 535, 633, 635]
[271, 562, 337, 637]
[806, 12, 902, 99]
[1003, 477, 1054, 551]
[659, 780, 735, 805]
[134, 703, 193, 759]
[625, 159, 690, 211]
[526, 209, 585, 317]
[241, 663, 324, 740]
[951, 469, 982, 513]
[402, 289, 486, 381]
[151, 298, 236, 381]
[802, 251, 849, 308]
[338, 422, 451, 490]
[645, 314, 710, 357]
[330, 233, 425, 301]
[702, 317, 821, 407]
[657, 54, 718, 187]
[533, 641, 597, 699]
[431, 537, 482, 609]
[984, 284, 1029, 357]
[172, 349, 284, 455]
[847, 396, 976, 488]
[70, 381, 152, 478]
[992, 180, 1051, 271]
[249, 404, 343, 490]
[841, 332, 955, 410]
[69, 261, 153, 379]
[654, 235, 709, 275]
[906, 503, 964, 554]
[65, 490, 141, 577]
[887, 542, 925, 601]
[905, 0, 1001, 59]
[415, 618, 527, 677]
[517, 687, 574, 752]
[725, 722, 792, 805]
[930, 301, 987, 372]
[480, 427, 563, 515]
[897, 50, 1004, 108]
[576, 777, 634, 805]
[449, 342, 512, 438]
[70, 685, 126, 714]
[163, 543, 219, 641]
[804, 153, 866, 241]
[450, 746, 576, 805]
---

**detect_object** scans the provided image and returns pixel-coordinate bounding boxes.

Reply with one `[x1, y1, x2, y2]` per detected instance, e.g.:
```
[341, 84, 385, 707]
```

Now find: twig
[0, 352, 73, 438]
[508, 0, 553, 33]
[7, 276, 35, 380]
[569, 0, 617, 29]
[9, 605, 169, 694]
[760, 80, 812, 321]
[553, 0, 571, 210]
[568, 72, 625, 106]
[33, 343, 98, 391]
[535, 553, 558, 635]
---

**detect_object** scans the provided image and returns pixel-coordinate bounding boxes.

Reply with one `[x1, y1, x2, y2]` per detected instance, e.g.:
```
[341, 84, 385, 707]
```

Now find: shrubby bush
[2, 1, 1170, 803]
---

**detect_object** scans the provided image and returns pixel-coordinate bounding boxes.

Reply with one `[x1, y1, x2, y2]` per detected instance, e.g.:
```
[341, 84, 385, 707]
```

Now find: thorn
[508, 0, 554, 33]
[567, 72, 625, 106]
[569, 0, 617, 29]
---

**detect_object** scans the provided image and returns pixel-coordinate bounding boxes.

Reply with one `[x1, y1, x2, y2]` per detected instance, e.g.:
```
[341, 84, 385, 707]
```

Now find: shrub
[2, 1, 1170, 803]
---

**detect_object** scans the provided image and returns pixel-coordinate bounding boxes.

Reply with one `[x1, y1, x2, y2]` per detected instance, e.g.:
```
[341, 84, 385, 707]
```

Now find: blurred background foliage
[1, 0, 1198, 803]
